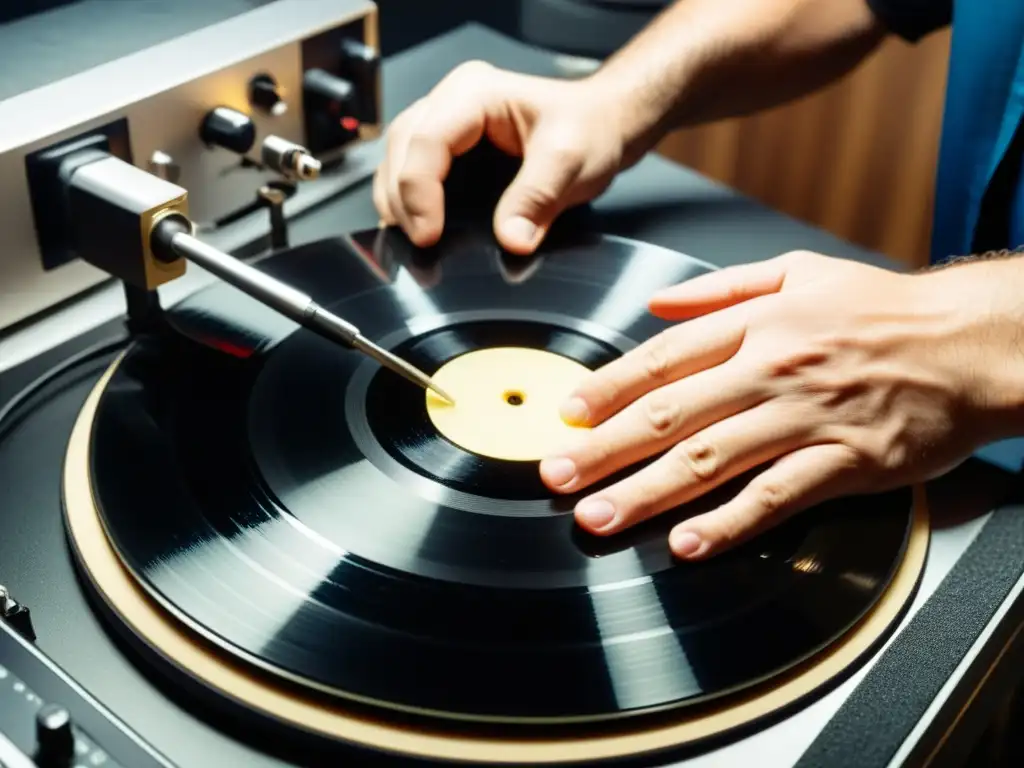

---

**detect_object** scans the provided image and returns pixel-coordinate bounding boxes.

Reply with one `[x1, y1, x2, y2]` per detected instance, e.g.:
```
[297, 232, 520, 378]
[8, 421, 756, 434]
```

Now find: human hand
[373, 61, 634, 255]
[540, 251, 995, 559]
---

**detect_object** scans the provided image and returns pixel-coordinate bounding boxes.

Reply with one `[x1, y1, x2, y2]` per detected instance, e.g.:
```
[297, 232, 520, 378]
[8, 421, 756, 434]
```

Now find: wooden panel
[656, 30, 952, 268]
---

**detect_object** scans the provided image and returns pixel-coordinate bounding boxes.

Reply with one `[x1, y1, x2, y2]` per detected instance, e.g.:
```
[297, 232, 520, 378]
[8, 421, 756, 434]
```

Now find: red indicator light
[340, 116, 360, 131]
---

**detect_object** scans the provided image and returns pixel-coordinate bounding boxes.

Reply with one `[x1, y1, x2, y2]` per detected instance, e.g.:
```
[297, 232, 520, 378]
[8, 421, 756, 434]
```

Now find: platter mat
[63, 354, 930, 765]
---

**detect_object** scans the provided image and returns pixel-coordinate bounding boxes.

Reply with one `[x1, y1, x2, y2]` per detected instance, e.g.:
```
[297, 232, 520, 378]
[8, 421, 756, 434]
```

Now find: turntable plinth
[426, 346, 591, 461]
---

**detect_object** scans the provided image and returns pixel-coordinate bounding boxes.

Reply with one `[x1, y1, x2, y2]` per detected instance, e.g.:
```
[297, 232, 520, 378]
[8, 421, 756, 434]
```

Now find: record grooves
[62, 227, 929, 763]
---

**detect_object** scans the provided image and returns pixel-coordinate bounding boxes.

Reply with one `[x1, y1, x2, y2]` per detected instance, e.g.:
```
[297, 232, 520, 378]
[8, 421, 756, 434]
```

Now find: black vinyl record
[84, 226, 914, 725]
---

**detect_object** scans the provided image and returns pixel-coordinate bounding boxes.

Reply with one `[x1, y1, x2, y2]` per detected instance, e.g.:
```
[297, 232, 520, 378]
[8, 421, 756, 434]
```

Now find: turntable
[2, 13, 1024, 768]
[50, 218, 928, 765]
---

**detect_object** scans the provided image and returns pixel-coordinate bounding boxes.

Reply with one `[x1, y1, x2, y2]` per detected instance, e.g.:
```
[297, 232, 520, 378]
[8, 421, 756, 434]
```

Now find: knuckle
[387, 104, 415, 135]
[752, 480, 791, 518]
[642, 392, 679, 436]
[764, 348, 830, 381]
[675, 435, 719, 481]
[640, 336, 673, 383]
[444, 60, 494, 89]
[457, 59, 494, 77]
[878, 432, 911, 472]
[778, 249, 816, 267]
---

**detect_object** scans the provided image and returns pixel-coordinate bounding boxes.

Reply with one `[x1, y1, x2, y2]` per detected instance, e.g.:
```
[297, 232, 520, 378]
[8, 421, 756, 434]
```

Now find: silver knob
[148, 151, 181, 183]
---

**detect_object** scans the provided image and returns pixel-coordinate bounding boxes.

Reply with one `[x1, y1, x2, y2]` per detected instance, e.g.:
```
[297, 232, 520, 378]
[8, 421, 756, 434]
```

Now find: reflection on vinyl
[86, 226, 914, 725]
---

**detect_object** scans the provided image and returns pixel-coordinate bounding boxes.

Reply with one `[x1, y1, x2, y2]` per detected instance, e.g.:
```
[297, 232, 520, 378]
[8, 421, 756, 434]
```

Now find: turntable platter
[63, 226, 927, 761]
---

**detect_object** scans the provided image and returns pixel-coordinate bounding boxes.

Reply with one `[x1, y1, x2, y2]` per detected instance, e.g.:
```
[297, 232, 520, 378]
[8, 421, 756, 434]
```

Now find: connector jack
[261, 135, 321, 181]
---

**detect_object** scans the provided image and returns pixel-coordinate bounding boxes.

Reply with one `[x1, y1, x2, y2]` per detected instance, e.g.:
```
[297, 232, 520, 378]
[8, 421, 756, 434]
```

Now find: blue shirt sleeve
[865, 0, 953, 42]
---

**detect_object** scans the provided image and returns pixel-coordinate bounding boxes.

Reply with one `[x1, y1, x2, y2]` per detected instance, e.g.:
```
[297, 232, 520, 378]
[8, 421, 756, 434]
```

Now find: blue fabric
[927, 2, 1024, 471]
[929, 2, 1024, 264]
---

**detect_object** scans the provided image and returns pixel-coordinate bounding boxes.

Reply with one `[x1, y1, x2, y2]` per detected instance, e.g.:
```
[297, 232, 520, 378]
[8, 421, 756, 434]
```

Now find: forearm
[587, 0, 887, 162]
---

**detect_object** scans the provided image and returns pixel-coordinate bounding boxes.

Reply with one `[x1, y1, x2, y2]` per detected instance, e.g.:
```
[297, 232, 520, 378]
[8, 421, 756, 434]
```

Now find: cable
[0, 335, 128, 444]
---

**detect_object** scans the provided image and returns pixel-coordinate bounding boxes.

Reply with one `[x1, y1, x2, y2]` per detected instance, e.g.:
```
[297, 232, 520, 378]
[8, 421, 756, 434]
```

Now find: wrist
[578, 67, 677, 169]
[921, 258, 1024, 442]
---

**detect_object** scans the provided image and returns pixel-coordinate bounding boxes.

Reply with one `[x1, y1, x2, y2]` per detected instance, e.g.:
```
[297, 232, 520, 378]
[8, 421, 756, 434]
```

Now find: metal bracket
[0, 584, 36, 642]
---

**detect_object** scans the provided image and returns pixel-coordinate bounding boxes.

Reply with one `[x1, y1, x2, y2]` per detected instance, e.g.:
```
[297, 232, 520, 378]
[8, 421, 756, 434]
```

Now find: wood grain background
[656, 30, 952, 269]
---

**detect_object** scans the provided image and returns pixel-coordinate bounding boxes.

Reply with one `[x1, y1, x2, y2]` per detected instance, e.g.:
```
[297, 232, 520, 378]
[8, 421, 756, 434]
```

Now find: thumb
[493, 134, 583, 255]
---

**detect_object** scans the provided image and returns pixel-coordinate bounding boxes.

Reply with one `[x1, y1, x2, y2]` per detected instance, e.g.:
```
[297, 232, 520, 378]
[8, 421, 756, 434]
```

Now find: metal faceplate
[0, 0, 381, 332]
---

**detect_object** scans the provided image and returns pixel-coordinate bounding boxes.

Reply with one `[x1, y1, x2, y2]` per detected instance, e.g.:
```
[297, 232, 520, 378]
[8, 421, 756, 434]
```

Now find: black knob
[35, 704, 75, 765]
[199, 106, 256, 154]
[249, 74, 287, 116]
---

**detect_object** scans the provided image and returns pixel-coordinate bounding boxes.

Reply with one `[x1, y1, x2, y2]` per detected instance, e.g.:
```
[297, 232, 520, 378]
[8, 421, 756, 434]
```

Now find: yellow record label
[426, 347, 591, 461]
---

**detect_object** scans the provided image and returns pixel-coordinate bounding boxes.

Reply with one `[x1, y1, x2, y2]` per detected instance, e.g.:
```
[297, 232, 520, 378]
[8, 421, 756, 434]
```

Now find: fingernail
[559, 397, 589, 426]
[576, 499, 615, 530]
[670, 530, 703, 558]
[502, 216, 537, 247]
[540, 457, 576, 487]
[577, 501, 614, 532]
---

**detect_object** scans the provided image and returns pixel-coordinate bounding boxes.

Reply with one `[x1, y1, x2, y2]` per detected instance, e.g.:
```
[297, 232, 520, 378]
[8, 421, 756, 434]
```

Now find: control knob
[199, 106, 256, 154]
[249, 74, 287, 117]
[35, 704, 75, 765]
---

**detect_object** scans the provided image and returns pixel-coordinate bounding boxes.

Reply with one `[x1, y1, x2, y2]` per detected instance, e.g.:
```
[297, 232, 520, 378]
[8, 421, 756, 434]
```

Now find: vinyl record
[83, 226, 916, 726]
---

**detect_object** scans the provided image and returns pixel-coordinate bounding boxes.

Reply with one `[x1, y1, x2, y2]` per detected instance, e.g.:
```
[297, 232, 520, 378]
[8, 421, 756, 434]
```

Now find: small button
[36, 703, 75, 764]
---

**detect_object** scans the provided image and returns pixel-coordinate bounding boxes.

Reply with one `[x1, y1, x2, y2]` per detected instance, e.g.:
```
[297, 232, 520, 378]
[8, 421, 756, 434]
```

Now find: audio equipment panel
[0, 0, 380, 332]
[0, 602, 173, 767]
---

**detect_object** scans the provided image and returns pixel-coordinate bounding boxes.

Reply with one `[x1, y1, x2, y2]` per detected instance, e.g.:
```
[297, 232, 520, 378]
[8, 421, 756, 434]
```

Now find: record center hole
[503, 390, 525, 407]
